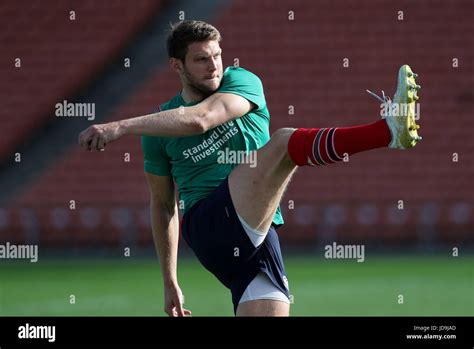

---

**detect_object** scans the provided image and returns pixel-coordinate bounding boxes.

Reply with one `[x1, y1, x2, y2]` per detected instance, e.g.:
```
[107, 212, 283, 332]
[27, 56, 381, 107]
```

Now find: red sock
[287, 119, 391, 166]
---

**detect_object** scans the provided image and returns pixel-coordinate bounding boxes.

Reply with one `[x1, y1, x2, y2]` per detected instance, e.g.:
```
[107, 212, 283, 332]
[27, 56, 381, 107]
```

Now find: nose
[208, 57, 218, 71]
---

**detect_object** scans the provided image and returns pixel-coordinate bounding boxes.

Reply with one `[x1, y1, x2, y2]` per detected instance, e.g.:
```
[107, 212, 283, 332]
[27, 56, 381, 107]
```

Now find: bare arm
[145, 172, 191, 317]
[79, 92, 254, 151]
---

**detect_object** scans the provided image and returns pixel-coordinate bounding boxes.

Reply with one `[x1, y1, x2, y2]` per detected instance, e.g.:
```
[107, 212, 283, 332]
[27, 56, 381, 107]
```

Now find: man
[79, 20, 422, 317]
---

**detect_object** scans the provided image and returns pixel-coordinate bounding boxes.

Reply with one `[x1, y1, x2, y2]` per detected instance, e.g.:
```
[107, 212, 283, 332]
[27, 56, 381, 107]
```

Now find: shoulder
[222, 66, 262, 82]
[218, 67, 264, 94]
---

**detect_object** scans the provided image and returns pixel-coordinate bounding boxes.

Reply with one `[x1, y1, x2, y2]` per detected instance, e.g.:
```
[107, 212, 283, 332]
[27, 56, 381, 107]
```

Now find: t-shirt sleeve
[217, 68, 266, 111]
[141, 135, 172, 176]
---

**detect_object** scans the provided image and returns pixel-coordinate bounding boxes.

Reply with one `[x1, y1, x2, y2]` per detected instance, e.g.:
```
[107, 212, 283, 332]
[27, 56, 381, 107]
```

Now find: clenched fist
[78, 121, 124, 151]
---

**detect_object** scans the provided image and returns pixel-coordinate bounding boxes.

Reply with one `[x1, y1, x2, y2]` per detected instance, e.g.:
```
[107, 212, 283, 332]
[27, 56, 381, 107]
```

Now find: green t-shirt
[141, 66, 283, 225]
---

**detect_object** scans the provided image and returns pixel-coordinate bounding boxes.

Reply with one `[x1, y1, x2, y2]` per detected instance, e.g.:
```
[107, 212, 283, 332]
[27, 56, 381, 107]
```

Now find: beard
[183, 67, 222, 97]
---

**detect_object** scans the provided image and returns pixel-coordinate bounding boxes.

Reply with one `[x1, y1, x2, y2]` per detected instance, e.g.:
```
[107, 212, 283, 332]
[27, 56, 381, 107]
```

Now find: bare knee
[269, 128, 297, 165]
[271, 128, 296, 145]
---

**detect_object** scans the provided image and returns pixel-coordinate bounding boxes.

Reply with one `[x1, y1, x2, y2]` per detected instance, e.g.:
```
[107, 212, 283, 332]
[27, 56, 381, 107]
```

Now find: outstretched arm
[145, 172, 191, 317]
[78, 92, 253, 151]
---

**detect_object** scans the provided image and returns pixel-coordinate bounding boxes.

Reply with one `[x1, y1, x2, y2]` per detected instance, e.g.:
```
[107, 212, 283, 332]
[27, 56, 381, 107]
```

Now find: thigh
[228, 128, 297, 233]
[236, 299, 290, 316]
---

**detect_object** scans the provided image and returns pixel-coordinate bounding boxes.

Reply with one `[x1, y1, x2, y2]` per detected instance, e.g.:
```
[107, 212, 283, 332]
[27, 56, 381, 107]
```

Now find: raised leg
[229, 120, 394, 234]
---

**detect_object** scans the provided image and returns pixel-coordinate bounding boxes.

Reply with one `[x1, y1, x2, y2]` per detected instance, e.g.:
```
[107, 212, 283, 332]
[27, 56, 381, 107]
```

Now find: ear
[169, 58, 184, 73]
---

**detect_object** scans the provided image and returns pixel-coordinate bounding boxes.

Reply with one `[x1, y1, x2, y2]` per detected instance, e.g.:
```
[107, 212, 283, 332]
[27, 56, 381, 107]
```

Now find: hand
[164, 284, 192, 317]
[78, 121, 124, 151]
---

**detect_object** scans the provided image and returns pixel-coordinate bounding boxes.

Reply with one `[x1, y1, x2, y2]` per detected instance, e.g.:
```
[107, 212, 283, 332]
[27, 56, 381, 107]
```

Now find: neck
[180, 84, 206, 104]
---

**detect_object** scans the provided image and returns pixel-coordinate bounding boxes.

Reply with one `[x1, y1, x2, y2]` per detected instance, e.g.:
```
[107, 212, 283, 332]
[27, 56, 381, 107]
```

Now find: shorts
[181, 176, 290, 314]
[239, 272, 290, 305]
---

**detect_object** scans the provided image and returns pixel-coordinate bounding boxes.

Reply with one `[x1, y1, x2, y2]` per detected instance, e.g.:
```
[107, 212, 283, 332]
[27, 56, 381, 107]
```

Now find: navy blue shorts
[181, 176, 290, 314]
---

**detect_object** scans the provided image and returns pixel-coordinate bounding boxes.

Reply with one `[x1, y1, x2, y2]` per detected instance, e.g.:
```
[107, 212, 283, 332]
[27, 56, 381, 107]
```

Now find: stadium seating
[5, 0, 473, 248]
[0, 0, 163, 159]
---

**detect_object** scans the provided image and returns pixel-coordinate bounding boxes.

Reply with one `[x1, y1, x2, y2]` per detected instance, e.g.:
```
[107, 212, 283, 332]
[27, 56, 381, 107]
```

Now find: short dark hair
[167, 20, 221, 62]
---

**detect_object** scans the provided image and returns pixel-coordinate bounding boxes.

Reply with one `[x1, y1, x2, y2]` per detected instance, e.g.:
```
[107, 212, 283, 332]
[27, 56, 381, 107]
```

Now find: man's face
[179, 40, 223, 95]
